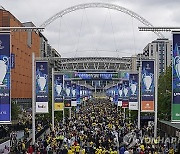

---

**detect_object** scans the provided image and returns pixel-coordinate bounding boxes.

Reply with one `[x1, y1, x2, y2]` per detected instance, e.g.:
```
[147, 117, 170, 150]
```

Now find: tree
[158, 65, 172, 121]
[11, 101, 20, 120]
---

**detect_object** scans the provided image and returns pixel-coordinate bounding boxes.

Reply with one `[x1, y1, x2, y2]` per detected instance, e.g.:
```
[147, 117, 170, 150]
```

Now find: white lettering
[0, 111, 7, 115]
[174, 92, 180, 96]
[176, 113, 180, 116]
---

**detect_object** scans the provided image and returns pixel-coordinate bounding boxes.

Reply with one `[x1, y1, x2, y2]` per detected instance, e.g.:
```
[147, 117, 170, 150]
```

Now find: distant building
[133, 38, 172, 76]
[39, 32, 48, 58]
[0, 6, 61, 106]
[143, 38, 172, 75]
[0, 7, 40, 105]
[131, 54, 144, 71]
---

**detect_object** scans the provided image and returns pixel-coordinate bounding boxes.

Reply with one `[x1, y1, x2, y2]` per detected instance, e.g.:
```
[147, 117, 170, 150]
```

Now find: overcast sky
[1, 0, 179, 58]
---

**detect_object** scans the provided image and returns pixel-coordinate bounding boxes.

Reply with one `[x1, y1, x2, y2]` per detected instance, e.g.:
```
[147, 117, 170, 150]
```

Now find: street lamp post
[154, 56, 158, 138]
[138, 62, 141, 130]
[32, 53, 36, 145]
[52, 68, 55, 131]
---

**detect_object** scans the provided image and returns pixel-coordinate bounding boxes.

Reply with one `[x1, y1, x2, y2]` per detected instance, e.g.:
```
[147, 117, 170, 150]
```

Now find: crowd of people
[2, 98, 180, 153]
[9, 117, 49, 153]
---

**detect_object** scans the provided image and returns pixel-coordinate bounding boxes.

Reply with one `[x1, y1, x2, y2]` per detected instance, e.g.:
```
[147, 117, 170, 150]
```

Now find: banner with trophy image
[84, 87, 88, 101]
[36, 61, 49, 113]
[0, 32, 11, 123]
[122, 80, 129, 108]
[64, 79, 72, 108]
[71, 83, 77, 106]
[114, 85, 119, 105]
[141, 60, 154, 112]
[172, 33, 180, 121]
[54, 74, 64, 111]
[118, 83, 123, 107]
[80, 85, 84, 99]
[111, 86, 115, 103]
[76, 85, 80, 105]
[129, 73, 138, 110]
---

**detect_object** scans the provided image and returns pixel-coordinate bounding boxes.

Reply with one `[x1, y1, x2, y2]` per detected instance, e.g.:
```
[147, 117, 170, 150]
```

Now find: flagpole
[32, 53, 36, 145]
[138, 62, 141, 130]
[154, 58, 158, 137]
[52, 68, 55, 131]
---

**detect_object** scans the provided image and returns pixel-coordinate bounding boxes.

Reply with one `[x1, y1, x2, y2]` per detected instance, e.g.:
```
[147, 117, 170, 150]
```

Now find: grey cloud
[1, 0, 177, 58]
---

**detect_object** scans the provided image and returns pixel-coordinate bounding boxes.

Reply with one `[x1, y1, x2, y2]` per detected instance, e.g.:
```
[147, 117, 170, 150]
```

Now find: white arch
[40, 3, 164, 38]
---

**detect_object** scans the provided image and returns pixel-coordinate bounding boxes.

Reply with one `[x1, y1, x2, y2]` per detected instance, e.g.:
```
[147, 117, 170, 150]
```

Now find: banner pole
[129, 110, 131, 123]
[138, 63, 141, 130]
[154, 59, 158, 138]
[52, 68, 55, 131]
[63, 109, 65, 124]
[32, 52, 35, 145]
[63, 75, 65, 124]
[124, 108, 126, 123]
[95, 85, 97, 98]
[69, 108, 71, 119]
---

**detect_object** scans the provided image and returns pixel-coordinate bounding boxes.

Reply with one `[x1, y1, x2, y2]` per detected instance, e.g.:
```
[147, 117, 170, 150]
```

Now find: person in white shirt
[124, 150, 129, 154]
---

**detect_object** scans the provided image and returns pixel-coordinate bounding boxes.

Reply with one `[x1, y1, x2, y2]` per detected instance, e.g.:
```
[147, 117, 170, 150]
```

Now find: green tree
[11, 102, 20, 120]
[158, 65, 172, 121]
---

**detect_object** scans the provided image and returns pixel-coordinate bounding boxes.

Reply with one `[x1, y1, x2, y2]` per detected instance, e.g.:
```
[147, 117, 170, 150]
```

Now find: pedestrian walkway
[10, 99, 180, 153]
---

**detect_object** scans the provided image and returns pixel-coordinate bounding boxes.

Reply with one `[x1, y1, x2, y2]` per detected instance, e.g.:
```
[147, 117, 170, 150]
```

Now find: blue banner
[54, 74, 64, 103]
[111, 87, 115, 98]
[74, 72, 118, 80]
[113, 85, 118, 105]
[36, 62, 48, 102]
[71, 83, 76, 101]
[112, 86, 115, 102]
[129, 73, 138, 110]
[118, 83, 123, 106]
[64, 79, 72, 107]
[0, 33, 11, 123]
[84, 87, 88, 97]
[80, 86, 84, 98]
[118, 83, 123, 101]
[122, 80, 129, 108]
[36, 61, 49, 113]
[172, 33, 180, 121]
[141, 60, 154, 112]
[76, 85, 80, 104]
